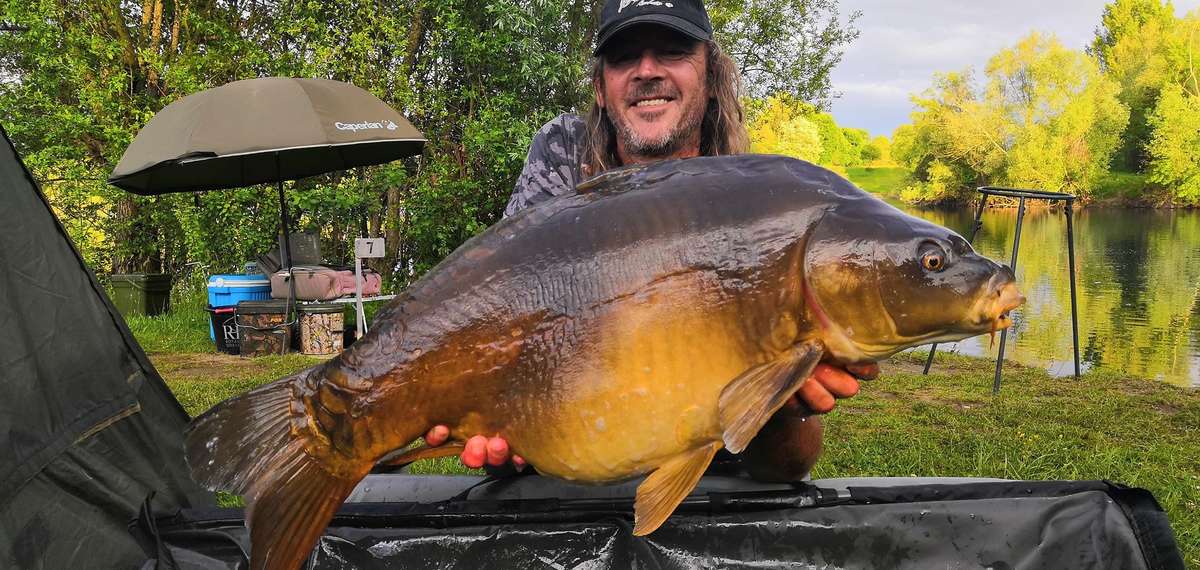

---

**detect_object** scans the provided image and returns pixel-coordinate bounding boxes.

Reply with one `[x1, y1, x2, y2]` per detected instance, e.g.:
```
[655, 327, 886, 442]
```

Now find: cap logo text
[619, 0, 675, 12]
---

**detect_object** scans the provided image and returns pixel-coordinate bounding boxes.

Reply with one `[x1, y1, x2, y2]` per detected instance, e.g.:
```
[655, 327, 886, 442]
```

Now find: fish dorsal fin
[633, 441, 721, 535]
[574, 162, 650, 194]
[719, 341, 824, 454]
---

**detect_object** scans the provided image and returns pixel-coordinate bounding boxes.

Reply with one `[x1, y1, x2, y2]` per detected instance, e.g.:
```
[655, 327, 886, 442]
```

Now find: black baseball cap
[593, 0, 713, 56]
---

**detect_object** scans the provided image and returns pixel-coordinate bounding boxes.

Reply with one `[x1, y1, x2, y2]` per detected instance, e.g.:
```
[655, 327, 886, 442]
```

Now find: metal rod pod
[993, 196, 1027, 394]
[1065, 198, 1081, 379]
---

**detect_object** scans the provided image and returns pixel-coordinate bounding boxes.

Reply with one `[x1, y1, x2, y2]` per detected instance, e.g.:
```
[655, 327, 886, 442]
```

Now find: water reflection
[887, 200, 1200, 388]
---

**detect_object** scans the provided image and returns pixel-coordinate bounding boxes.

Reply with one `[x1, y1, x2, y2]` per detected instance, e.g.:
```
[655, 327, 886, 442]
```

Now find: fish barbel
[186, 155, 1024, 570]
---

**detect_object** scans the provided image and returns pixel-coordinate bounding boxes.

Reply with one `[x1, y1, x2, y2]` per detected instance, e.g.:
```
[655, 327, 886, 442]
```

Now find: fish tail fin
[244, 442, 360, 570]
[185, 373, 366, 570]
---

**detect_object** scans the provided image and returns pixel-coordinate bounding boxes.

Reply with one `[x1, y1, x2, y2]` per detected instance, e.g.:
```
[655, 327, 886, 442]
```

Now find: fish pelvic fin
[377, 441, 467, 470]
[718, 341, 823, 454]
[633, 442, 721, 536]
[185, 373, 367, 570]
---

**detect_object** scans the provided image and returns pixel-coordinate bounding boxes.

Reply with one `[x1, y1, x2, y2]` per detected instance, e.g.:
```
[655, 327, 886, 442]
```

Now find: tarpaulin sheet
[140, 475, 1184, 569]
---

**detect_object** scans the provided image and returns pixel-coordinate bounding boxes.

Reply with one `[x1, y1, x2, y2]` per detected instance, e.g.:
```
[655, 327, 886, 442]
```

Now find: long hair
[581, 40, 749, 177]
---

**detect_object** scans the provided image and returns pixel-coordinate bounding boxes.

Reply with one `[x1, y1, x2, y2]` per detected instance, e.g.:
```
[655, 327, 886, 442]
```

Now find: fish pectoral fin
[377, 442, 467, 469]
[633, 442, 721, 536]
[718, 341, 823, 454]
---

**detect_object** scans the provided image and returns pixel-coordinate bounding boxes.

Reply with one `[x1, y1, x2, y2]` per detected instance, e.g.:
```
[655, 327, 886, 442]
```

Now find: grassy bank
[1092, 170, 1152, 203]
[846, 165, 909, 198]
[132, 315, 1200, 566]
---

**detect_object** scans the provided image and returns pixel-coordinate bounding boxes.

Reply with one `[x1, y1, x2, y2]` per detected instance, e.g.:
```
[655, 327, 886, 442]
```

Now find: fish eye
[919, 242, 949, 272]
[922, 252, 945, 271]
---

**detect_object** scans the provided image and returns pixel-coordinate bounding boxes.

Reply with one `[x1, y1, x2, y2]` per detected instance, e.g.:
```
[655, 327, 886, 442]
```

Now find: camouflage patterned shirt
[503, 113, 588, 218]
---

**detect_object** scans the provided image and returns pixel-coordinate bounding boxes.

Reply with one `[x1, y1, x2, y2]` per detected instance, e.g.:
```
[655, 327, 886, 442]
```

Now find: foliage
[863, 134, 890, 164]
[1, 0, 864, 284]
[839, 127, 867, 167]
[1146, 83, 1200, 204]
[745, 92, 877, 173]
[893, 33, 1127, 204]
[891, 71, 1000, 204]
[709, 0, 860, 105]
[888, 1, 1200, 205]
[1091, 170, 1152, 201]
[992, 34, 1128, 194]
[0, 0, 273, 273]
[807, 111, 851, 169]
[1090, 0, 1178, 170]
[746, 94, 822, 162]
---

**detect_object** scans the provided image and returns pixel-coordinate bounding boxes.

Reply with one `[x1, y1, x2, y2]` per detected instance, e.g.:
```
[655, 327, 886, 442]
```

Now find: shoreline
[847, 166, 1198, 210]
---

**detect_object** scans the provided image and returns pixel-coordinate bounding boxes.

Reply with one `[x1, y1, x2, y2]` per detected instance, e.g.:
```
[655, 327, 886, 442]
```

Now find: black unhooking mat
[135, 475, 1185, 569]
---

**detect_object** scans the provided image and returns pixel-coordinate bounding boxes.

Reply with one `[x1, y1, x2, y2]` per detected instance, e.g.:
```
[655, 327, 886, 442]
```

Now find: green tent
[0, 123, 212, 568]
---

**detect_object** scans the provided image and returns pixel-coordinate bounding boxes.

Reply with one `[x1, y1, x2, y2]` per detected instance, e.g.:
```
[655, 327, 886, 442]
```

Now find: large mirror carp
[186, 154, 1024, 570]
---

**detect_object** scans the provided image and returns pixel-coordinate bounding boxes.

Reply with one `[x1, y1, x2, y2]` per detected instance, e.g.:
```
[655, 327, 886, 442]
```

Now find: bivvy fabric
[0, 124, 213, 569]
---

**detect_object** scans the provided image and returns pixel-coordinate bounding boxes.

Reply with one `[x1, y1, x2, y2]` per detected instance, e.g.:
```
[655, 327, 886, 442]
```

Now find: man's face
[596, 27, 708, 160]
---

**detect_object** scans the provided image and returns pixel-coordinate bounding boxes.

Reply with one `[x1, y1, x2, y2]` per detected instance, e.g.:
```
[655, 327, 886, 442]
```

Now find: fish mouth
[987, 281, 1025, 332]
[841, 274, 1026, 360]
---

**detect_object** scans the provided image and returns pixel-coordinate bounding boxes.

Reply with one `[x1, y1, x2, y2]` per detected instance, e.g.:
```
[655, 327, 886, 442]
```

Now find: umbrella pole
[276, 153, 297, 325]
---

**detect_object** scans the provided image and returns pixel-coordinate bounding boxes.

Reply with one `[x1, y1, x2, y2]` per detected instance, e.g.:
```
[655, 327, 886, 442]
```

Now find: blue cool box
[207, 274, 272, 340]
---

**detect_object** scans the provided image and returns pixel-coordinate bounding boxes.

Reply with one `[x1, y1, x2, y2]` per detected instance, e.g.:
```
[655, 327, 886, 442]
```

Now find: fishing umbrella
[108, 76, 425, 301]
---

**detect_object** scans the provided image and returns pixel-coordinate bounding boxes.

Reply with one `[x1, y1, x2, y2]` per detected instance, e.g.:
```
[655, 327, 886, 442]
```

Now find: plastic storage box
[236, 299, 291, 357]
[298, 303, 344, 355]
[207, 274, 271, 341]
[110, 273, 171, 317]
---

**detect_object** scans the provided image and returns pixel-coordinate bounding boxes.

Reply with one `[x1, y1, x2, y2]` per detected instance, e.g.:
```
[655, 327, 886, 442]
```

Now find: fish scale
[185, 154, 1023, 570]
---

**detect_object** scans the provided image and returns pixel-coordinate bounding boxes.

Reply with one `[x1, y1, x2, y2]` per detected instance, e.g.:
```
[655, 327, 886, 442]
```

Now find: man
[425, 0, 877, 476]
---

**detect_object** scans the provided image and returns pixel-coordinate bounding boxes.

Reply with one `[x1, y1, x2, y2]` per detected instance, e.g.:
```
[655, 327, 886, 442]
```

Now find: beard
[610, 80, 707, 159]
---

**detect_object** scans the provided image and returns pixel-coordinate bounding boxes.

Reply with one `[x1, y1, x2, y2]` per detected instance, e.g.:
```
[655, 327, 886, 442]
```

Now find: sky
[828, 0, 1200, 138]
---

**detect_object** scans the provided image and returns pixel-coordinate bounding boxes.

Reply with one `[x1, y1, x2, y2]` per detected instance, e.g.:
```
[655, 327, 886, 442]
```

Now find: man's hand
[791, 362, 878, 413]
[422, 362, 878, 469]
[422, 426, 527, 471]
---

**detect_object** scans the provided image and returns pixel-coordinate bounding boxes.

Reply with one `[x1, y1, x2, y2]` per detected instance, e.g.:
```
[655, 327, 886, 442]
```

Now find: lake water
[887, 200, 1200, 388]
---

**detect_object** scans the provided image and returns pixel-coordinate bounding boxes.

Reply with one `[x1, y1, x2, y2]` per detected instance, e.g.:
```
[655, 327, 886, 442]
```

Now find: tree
[840, 127, 868, 167]
[891, 71, 1007, 203]
[863, 135, 890, 164]
[991, 33, 1128, 194]
[1, 0, 863, 284]
[1090, 0, 1178, 171]
[709, 0, 859, 106]
[1146, 83, 1200, 203]
[893, 33, 1127, 203]
[747, 94, 822, 162]
[0, 0, 275, 273]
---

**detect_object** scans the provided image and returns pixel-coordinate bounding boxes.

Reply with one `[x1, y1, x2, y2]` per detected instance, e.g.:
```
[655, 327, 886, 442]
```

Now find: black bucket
[206, 305, 239, 355]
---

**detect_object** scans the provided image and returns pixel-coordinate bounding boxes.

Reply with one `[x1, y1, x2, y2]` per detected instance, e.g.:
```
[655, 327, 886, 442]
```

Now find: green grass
[816, 351, 1200, 567]
[164, 353, 327, 416]
[846, 165, 910, 197]
[139, 311, 1199, 564]
[125, 302, 215, 354]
